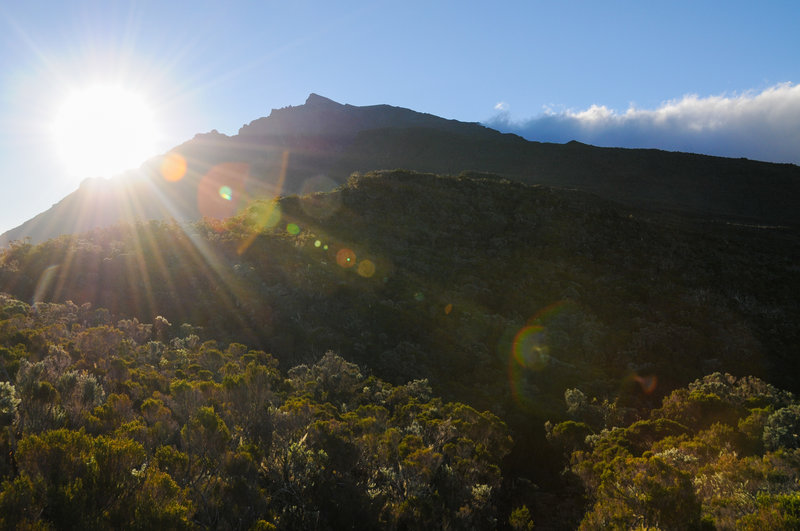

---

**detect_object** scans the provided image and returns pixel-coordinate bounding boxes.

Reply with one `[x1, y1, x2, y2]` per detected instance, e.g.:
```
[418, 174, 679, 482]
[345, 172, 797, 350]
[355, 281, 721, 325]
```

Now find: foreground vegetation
[0, 294, 514, 528]
[1, 296, 798, 529]
[550, 373, 800, 529]
[1, 170, 799, 527]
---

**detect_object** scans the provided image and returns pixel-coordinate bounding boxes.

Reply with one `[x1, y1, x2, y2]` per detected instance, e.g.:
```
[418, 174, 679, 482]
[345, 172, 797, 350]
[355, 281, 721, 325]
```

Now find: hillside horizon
[2, 93, 799, 247]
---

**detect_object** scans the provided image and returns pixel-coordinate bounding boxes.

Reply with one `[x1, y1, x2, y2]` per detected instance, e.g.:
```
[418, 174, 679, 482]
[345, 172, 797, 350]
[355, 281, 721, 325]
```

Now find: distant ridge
[2, 93, 799, 246]
[237, 93, 504, 140]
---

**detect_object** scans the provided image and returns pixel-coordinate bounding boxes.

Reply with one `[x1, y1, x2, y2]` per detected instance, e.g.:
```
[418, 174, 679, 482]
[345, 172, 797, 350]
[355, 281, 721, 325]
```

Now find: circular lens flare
[336, 248, 356, 268]
[633, 373, 658, 394]
[503, 305, 566, 412]
[161, 152, 187, 182]
[198, 162, 249, 218]
[357, 259, 376, 278]
[512, 325, 549, 370]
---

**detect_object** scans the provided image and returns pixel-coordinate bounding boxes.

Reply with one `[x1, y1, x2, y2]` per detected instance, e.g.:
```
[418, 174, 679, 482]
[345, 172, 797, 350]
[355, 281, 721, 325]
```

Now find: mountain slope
[3, 170, 798, 395]
[2, 170, 799, 527]
[3, 93, 799, 246]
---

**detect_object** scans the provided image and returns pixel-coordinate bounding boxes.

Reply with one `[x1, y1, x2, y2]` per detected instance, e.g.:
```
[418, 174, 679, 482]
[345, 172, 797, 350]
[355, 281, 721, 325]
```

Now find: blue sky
[0, 1, 798, 233]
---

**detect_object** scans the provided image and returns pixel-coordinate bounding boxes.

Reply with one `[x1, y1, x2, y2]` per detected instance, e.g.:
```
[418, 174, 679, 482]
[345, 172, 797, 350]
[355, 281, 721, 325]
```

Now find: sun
[52, 84, 157, 179]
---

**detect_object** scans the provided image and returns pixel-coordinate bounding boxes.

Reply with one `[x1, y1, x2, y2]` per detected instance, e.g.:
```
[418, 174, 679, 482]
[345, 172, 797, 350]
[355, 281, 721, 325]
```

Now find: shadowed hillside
[1, 170, 799, 527]
[4, 170, 798, 395]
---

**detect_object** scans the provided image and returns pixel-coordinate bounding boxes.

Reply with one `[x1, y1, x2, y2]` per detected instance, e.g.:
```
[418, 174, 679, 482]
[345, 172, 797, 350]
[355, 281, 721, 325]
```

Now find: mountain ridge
[2, 93, 799, 246]
[237, 92, 503, 140]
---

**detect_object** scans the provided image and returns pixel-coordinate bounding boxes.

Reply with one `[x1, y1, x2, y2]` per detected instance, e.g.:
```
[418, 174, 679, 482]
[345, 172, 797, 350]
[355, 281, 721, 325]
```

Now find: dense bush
[0, 297, 511, 529]
[556, 372, 800, 529]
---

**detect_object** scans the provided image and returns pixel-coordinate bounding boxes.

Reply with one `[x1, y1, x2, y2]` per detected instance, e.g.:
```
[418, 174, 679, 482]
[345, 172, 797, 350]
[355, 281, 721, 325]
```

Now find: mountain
[3, 94, 800, 529]
[2, 93, 799, 246]
[237, 92, 500, 140]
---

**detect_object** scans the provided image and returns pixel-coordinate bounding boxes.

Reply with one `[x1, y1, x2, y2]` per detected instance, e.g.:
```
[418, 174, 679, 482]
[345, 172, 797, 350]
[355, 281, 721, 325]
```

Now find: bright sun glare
[52, 85, 157, 179]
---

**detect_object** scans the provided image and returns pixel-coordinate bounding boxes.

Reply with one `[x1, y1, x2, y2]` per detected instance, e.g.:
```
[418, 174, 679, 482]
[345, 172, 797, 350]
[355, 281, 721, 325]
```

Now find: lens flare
[336, 248, 356, 268]
[198, 162, 249, 218]
[504, 302, 572, 410]
[286, 223, 300, 235]
[314, 240, 322, 248]
[505, 324, 549, 413]
[357, 259, 376, 278]
[249, 201, 281, 230]
[633, 373, 658, 394]
[32, 265, 60, 304]
[512, 325, 549, 370]
[237, 200, 282, 255]
[160, 152, 187, 182]
[444, 303, 453, 315]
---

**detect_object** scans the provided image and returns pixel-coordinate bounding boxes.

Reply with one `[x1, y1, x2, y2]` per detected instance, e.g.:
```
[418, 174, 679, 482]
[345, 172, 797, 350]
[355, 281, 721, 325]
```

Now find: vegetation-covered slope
[1, 170, 799, 527]
[3, 171, 797, 394]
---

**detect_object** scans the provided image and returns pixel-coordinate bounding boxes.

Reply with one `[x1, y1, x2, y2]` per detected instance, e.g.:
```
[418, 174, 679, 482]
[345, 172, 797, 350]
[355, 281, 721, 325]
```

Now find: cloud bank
[486, 83, 800, 165]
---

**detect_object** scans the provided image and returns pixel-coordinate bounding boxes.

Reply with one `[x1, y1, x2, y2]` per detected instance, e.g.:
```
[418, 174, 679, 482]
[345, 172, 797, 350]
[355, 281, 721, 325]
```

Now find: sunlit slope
[0, 175, 175, 247]
[3, 94, 800, 246]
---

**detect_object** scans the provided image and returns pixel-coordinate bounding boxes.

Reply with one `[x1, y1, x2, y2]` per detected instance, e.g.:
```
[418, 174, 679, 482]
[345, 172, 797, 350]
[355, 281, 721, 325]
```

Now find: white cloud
[494, 101, 509, 111]
[486, 83, 800, 164]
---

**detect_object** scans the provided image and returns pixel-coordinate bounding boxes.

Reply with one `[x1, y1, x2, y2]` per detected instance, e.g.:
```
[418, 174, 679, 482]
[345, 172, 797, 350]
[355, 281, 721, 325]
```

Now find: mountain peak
[304, 93, 342, 107]
[237, 93, 496, 140]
